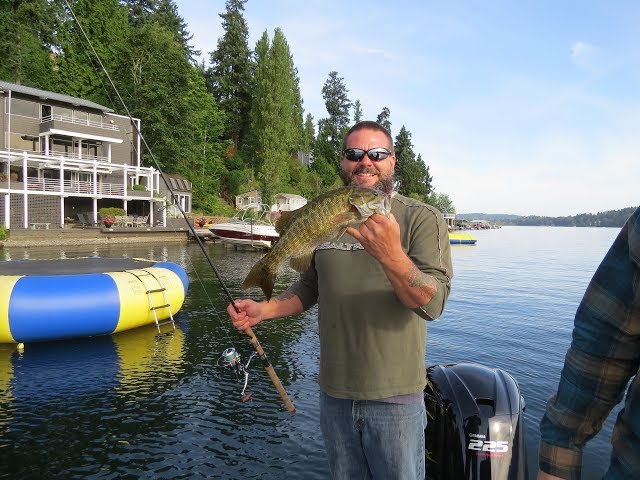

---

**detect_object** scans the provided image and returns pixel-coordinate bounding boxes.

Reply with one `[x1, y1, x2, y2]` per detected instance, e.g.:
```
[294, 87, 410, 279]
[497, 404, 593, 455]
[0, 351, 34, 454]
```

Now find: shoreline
[0, 226, 215, 248]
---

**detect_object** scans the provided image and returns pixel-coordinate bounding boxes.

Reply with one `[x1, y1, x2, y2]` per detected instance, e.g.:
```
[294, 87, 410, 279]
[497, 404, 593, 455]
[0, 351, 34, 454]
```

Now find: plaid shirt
[539, 206, 640, 479]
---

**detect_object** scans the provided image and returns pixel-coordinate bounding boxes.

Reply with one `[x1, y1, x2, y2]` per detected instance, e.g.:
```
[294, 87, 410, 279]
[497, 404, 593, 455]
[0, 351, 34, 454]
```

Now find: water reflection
[0, 241, 325, 478]
[0, 324, 185, 403]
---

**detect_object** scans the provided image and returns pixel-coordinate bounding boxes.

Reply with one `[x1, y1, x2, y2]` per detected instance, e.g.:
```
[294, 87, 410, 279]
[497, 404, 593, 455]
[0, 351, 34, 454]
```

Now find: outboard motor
[424, 363, 528, 479]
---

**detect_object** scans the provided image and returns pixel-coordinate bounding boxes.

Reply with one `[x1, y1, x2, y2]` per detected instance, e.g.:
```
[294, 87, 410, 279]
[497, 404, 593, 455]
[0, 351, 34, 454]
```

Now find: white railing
[20, 177, 126, 196]
[41, 114, 119, 131]
[44, 151, 112, 164]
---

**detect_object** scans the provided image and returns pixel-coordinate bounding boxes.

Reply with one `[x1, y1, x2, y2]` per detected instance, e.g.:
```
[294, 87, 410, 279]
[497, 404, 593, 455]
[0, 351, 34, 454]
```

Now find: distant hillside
[457, 213, 521, 221]
[457, 207, 638, 228]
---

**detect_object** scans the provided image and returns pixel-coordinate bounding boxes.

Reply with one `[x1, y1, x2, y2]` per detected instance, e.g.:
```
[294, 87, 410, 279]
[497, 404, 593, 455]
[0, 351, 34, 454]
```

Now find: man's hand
[227, 298, 266, 331]
[346, 213, 404, 265]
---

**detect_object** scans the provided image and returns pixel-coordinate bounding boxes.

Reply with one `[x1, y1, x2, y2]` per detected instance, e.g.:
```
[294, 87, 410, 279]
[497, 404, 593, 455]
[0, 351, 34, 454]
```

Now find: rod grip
[245, 326, 296, 413]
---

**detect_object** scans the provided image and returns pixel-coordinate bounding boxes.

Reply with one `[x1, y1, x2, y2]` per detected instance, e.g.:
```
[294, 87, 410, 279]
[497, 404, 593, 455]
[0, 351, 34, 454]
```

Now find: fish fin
[242, 256, 277, 300]
[274, 210, 297, 235]
[330, 212, 354, 226]
[335, 227, 349, 242]
[289, 252, 315, 272]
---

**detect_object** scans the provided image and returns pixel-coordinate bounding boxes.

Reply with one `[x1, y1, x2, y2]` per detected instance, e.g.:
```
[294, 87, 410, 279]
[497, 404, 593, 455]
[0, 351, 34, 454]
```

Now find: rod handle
[245, 326, 296, 413]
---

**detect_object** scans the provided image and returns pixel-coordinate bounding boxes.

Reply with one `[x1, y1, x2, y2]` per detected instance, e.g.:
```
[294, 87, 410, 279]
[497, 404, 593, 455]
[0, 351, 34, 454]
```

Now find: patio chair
[76, 213, 87, 226]
[134, 215, 148, 227]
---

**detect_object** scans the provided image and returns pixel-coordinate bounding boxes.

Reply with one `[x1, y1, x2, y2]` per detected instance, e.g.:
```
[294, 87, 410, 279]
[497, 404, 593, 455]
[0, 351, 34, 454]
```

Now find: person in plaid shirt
[538, 206, 640, 479]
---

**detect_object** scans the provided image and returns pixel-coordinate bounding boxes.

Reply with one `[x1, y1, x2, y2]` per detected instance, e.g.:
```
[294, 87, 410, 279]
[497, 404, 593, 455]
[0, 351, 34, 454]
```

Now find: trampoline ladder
[133, 270, 176, 333]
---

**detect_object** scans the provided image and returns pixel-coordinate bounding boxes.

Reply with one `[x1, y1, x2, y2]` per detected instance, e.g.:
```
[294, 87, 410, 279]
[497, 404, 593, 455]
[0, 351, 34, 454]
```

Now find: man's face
[340, 128, 396, 193]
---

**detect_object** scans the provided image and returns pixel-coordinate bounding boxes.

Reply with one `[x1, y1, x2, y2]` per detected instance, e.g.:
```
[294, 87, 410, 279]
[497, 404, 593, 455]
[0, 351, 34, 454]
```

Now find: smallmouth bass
[242, 186, 391, 300]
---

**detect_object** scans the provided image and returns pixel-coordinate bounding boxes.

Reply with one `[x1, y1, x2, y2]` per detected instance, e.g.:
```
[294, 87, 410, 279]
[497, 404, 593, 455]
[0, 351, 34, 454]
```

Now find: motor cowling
[424, 362, 528, 480]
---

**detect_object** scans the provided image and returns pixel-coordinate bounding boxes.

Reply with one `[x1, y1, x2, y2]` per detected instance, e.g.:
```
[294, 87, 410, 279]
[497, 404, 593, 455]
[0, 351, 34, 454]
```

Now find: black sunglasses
[343, 147, 392, 162]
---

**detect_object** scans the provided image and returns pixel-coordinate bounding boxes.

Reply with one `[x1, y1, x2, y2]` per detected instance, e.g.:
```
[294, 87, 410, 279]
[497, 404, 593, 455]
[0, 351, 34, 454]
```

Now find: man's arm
[227, 290, 304, 331]
[347, 211, 450, 314]
[538, 207, 640, 478]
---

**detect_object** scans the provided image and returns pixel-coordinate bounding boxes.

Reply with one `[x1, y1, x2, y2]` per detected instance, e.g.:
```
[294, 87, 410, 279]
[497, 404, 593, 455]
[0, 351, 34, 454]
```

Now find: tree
[352, 99, 363, 123]
[249, 28, 305, 206]
[302, 113, 315, 153]
[314, 71, 351, 178]
[394, 125, 428, 200]
[207, 0, 252, 150]
[376, 106, 391, 135]
[427, 191, 455, 214]
[151, 0, 200, 63]
[177, 68, 227, 210]
[55, 0, 131, 107]
[420, 154, 434, 195]
[0, 0, 60, 87]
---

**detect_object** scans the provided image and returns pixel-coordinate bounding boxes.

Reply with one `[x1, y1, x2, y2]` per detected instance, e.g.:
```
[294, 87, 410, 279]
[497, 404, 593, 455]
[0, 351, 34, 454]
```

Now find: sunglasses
[343, 147, 392, 162]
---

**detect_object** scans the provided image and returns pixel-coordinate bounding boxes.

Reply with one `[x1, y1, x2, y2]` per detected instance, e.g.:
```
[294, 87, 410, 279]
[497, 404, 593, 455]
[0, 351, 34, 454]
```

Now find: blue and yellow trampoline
[0, 257, 189, 343]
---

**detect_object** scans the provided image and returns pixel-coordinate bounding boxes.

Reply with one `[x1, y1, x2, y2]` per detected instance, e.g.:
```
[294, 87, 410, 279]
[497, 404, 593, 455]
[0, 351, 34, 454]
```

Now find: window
[41, 105, 52, 119]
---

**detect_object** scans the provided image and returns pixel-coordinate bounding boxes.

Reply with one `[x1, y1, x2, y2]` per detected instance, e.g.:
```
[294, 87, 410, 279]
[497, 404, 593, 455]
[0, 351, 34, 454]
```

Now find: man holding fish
[227, 120, 453, 479]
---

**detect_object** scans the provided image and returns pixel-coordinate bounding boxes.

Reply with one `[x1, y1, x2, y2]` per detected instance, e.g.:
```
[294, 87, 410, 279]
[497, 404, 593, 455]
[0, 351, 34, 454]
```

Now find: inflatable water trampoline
[0, 257, 189, 343]
[449, 232, 477, 245]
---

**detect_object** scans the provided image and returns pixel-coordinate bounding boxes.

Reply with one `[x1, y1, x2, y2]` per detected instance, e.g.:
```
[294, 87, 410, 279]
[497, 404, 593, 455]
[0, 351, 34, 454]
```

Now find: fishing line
[63, 1, 295, 413]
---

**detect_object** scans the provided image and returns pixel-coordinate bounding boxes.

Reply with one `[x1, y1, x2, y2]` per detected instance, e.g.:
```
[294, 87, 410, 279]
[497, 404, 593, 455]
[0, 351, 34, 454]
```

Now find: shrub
[0, 226, 7, 241]
[130, 184, 146, 191]
[98, 207, 126, 219]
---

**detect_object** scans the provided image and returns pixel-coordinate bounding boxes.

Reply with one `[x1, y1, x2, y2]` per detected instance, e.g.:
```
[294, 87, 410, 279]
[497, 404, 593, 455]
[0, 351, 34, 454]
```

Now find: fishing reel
[219, 347, 257, 402]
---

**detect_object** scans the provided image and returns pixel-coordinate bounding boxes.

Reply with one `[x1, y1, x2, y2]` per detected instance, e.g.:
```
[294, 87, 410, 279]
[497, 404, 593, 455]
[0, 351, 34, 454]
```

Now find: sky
[173, 0, 640, 216]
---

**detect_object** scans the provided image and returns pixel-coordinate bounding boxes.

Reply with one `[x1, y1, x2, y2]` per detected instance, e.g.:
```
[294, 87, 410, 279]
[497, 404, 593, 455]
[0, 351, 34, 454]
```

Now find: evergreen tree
[207, 0, 252, 150]
[0, 0, 60, 87]
[353, 99, 362, 123]
[394, 125, 427, 200]
[250, 28, 304, 206]
[420, 154, 433, 195]
[376, 106, 391, 136]
[314, 71, 351, 181]
[302, 113, 315, 153]
[124, 0, 157, 27]
[55, 0, 131, 107]
[152, 0, 200, 63]
[178, 67, 227, 210]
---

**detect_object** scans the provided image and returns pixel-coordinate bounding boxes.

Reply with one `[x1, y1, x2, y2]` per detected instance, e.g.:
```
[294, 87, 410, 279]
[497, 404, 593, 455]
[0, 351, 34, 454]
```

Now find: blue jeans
[319, 391, 427, 480]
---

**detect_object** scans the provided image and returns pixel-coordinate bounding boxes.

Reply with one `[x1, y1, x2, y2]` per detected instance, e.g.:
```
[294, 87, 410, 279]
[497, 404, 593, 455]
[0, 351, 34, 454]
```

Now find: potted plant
[103, 216, 116, 228]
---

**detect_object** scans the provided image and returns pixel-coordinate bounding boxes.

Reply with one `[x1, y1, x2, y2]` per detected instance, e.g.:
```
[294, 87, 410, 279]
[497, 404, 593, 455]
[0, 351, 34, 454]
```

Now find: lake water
[0, 226, 623, 479]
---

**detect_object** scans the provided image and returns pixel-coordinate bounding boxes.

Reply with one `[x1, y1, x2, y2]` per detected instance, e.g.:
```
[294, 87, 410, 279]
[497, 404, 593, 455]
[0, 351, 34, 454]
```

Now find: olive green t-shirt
[289, 193, 453, 400]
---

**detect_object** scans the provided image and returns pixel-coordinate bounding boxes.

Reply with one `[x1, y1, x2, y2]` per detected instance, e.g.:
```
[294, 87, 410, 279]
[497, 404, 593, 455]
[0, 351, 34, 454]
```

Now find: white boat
[209, 205, 279, 249]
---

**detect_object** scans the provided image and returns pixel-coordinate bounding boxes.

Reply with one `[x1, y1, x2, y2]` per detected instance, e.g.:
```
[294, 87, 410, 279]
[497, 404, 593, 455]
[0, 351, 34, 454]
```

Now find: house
[235, 190, 262, 211]
[273, 193, 307, 212]
[158, 173, 192, 218]
[0, 80, 187, 229]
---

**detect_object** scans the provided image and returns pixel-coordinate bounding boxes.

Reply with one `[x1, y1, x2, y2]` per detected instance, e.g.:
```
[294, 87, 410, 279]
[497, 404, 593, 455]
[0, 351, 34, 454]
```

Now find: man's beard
[340, 165, 395, 194]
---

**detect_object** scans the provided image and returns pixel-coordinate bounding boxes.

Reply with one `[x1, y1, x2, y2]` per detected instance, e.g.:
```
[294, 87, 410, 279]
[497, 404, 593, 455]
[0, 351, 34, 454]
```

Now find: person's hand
[537, 471, 563, 480]
[347, 213, 403, 264]
[226, 298, 266, 331]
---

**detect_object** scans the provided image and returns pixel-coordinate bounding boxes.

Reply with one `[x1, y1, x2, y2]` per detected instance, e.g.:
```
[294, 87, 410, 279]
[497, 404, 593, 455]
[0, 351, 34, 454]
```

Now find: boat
[449, 232, 477, 245]
[0, 257, 189, 343]
[209, 204, 279, 249]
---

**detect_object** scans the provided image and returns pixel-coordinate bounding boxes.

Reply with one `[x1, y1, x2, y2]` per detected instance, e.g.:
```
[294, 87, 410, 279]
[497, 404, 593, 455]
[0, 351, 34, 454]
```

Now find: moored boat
[209, 205, 279, 249]
[449, 232, 477, 245]
[0, 257, 189, 343]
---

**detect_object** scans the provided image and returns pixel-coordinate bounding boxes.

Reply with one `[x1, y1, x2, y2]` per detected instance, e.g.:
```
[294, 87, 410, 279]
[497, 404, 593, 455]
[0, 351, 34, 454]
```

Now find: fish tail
[242, 256, 278, 300]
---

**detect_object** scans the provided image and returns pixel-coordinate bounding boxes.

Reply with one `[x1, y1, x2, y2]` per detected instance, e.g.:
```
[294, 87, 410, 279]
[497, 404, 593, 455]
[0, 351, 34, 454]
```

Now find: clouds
[175, 1, 640, 216]
[571, 41, 598, 70]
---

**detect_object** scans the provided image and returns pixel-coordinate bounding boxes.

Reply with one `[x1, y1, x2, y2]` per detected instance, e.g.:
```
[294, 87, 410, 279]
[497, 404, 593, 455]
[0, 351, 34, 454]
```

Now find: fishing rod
[64, 1, 295, 413]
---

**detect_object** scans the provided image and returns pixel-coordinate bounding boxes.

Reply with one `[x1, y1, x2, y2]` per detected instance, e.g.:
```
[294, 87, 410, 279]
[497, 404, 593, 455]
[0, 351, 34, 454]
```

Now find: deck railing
[41, 114, 119, 131]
